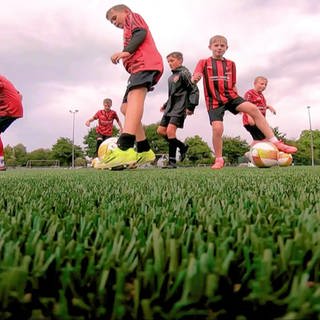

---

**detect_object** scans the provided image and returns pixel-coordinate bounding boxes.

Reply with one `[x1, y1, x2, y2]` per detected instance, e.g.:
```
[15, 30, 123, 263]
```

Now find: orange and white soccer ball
[250, 142, 279, 168]
[278, 152, 293, 167]
[97, 137, 118, 159]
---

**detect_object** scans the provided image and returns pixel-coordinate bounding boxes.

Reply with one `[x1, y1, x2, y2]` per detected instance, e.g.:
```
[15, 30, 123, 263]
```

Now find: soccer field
[0, 167, 319, 319]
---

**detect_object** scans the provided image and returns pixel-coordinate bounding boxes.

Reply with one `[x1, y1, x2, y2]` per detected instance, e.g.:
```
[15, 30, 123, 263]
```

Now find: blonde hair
[103, 98, 112, 105]
[166, 51, 183, 61]
[254, 76, 268, 83]
[209, 35, 228, 46]
[106, 4, 131, 20]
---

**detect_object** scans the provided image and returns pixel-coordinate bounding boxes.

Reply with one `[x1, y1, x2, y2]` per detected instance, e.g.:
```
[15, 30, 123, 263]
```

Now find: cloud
[1, 0, 319, 152]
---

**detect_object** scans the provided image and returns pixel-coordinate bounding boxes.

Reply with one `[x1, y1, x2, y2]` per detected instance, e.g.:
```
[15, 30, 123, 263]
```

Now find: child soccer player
[0, 75, 23, 171]
[100, 4, 163, 169]
[192, 35, 297, 169]
[242, 76, 276, 145]
[157, 51, 199, 168]
[85, 98, 123, 156]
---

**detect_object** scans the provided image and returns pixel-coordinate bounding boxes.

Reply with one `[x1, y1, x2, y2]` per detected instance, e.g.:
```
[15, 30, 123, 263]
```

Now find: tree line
[4, 124, 320, 167]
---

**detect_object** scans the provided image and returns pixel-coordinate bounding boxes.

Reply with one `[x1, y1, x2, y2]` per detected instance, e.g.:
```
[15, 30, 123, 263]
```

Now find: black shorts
[96, 134, 112, 141]
[159, 115, 186, 129]
[122, 70, 161, 103]
[0, 116, 17, 133]
[244, 125, 266, 140]
[208, 97, 245, 123]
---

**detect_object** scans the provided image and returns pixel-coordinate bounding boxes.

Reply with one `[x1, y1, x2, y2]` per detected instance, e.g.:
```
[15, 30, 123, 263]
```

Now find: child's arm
[116, 118, 123, 133]
[267, 105, 276, 115]
[111, 28, 147, 64]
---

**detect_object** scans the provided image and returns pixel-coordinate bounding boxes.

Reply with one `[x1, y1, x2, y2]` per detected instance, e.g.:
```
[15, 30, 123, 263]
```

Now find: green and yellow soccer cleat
[136, 149, 156, 166]
[95, 147, 137, 169]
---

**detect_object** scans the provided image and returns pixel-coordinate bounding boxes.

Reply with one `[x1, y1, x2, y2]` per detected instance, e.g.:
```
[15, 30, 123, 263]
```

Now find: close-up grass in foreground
[0, 167, 320, 319]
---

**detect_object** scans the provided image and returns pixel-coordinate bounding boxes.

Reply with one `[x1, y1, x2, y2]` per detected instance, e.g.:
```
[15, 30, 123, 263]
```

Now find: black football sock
[168, 138, 177, 163]
[174, 138, 185, 151]
[136, 139, 151, 153]
[117, 133, 135, 151]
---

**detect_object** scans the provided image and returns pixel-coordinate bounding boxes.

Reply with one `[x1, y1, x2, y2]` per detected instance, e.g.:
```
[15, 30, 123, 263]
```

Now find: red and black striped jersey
[242, 89, 267, 125]
[0, 75, 23, 118]
[193, 57, 238, 110]
[94, 109, 119, 136]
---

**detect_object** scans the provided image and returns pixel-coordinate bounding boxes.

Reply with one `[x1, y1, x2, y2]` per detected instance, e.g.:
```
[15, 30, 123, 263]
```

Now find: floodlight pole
[307, 106, 314, 167]
[69, 109, 79, 169]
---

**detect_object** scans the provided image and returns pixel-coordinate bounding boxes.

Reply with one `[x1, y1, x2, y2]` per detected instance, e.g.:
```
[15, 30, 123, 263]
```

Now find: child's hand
[186, 109, 194, 115]
[111, 52, 130, 64]
[160, 106, 165, 112]
[85, 120, 90, 127]
[268, 105, 276, 115]
[191, 73, 202, 83]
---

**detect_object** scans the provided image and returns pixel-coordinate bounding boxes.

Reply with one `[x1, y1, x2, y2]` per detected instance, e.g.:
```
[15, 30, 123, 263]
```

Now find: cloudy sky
[1, 0, 320, 152]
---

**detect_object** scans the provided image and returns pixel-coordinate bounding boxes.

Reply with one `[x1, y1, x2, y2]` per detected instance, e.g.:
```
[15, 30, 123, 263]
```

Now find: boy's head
[166, 51, 183, 70]
[106, 4, 131, 29]
[254, 76, 268, 92]
[208, 35, 228, 59]
[103, 98, 112, 110]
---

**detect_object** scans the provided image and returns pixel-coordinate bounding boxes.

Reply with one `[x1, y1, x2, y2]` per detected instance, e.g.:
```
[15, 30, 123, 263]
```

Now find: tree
[27, 148, 53, 161]
[4, 143, 28, 166]
[295, 130, 320, 165]
[184, 135, 212, 164]
[83, 126, 120, 158]
[222, 136, 249, 165]
[144, 123, 168, 154]
[51, 137, 84, 166]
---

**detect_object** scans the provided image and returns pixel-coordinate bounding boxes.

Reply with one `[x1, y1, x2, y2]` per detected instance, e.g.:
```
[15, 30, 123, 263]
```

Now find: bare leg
[212, 120, 224, 158]
[124, 87, 148, 136]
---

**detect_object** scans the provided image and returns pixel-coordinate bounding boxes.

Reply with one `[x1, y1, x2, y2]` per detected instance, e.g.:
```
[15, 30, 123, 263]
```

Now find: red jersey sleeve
[193, 59, 206, 75]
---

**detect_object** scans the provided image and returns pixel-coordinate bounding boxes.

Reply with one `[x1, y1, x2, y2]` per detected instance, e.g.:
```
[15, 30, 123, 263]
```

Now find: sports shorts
[208, 96, 246, 123]
[122, 70, 161, 103]
[244, 125, 266, 140]
[159, 114, 186, 129]
[0, 116, 17, 133]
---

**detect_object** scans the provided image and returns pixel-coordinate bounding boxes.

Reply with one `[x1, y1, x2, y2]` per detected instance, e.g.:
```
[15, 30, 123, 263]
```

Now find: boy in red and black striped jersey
[192, 35, 297, 169]
[85, 98, 123, 156]
[99, 4, 163, 169]
[0, 75, 23, 171]
[242, 76, 276, 144]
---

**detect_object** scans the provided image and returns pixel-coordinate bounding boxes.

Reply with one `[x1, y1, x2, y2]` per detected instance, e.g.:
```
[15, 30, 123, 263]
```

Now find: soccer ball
[278, 152, 293, 167]
[97, 137, 118, 159]
[250, 142, 279, 168]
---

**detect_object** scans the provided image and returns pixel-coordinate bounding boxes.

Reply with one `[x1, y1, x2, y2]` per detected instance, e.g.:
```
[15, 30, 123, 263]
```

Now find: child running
[157, 51, 199, 168]
[192, 35, 297, 169]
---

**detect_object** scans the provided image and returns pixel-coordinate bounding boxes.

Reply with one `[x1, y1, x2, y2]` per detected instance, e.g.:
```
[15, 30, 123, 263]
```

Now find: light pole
[69, 109, 79, 168]
[307, 106, 314, 167]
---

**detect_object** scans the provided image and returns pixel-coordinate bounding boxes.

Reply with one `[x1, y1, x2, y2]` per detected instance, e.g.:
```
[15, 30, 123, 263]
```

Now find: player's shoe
[136, 149, 156, 166]
[96, 147, 137, 169]
[180, 144, 189, 162]
[211, 157, 224, 170]
[0, 165, 6, 171]
[273, 141, 297, 154]
[162, 161, 177, 169]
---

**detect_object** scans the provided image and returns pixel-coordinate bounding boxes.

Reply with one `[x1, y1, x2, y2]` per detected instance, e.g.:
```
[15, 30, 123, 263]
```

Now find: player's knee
[157, 127, 166, 136]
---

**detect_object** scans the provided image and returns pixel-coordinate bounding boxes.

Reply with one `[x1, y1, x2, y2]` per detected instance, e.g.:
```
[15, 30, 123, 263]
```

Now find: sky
[1, 0, 320, 152]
